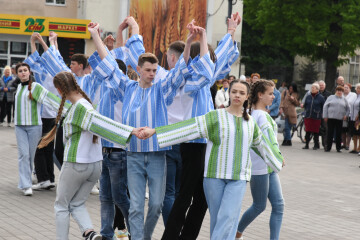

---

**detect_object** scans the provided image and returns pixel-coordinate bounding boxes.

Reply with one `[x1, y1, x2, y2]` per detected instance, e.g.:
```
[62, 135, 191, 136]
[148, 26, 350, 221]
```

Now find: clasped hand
[131, 127, 156, 140]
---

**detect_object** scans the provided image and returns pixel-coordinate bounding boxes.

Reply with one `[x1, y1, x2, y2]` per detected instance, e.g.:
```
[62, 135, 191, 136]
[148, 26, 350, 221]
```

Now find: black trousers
[113, 205, 126, 230]
[54, 118, 64, 167]
[162, 143, 208, 240]
[326, 119, 342, 151]
[34, 118, 55, 182]
[0, 97, 12, 123]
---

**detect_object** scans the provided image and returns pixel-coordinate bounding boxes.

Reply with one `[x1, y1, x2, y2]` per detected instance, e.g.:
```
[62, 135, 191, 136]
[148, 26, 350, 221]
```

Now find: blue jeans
[127, 151, 166, 240]
[55, 161, 102, 240]
[162, 144, 182, 225]
[238, 172, 285, 240]
[15, 125, 42, 189]
[100, 150, 130, 239]
[203, 178, 247, 240]
[283, 118, 294, 140]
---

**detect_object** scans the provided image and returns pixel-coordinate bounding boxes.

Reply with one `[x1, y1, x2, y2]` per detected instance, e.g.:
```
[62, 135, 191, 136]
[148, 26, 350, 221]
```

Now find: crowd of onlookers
[211, 74, 360, 154]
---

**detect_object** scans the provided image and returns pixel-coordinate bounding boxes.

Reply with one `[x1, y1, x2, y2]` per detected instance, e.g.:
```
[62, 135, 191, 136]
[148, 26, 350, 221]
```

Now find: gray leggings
[54, 161, 101, 240]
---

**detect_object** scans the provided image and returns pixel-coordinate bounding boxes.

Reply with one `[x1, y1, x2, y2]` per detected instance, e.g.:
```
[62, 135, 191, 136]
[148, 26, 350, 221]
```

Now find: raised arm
[40, 33, 70, 77]
[213, 12, 241, 82]
[89, 23, 130, 102]
[115, 20, 126, 48]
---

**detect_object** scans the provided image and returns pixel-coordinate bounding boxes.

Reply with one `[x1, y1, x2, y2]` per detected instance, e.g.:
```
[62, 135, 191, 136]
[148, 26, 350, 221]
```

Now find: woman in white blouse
[215, 78, 229, 108]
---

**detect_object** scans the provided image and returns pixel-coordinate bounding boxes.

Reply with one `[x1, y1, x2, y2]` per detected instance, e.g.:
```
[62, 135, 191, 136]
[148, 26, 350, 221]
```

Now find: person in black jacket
[303, 83, 325, 150]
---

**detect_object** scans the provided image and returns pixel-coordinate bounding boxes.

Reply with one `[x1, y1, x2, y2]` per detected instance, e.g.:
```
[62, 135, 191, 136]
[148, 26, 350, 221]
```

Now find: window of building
[0, 40, 42, 74]
[45, 0, 66, 6]
[349, 55, 360, 85]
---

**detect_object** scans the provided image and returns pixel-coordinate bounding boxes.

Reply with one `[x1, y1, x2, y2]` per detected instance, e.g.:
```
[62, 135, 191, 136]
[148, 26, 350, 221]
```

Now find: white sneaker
[235, 237, 244, 240]
[90, 185, 99, 195]
[7, 123, 11, 127]
[32, 180, 53, 190]
[145, 191, 149, 199]
[23, 188, 33, 196]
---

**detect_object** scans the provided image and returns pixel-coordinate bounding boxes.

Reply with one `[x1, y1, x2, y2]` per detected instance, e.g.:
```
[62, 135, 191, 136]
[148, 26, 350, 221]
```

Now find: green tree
[244, 0, 360, 91]
[299, 61, 319, 85]
[241, 19, 294, 85]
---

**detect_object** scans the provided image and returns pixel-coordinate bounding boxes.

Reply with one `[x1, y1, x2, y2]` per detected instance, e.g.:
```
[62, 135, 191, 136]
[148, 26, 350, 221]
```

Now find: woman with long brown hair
[36, 71, 142, 240]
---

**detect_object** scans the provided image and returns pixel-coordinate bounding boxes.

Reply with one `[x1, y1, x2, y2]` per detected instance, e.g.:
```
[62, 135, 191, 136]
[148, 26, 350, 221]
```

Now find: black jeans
[34, 118, 55, 182]
[326, 118, 342, 151]
[162, 143, 208, 240]
[0, 97, 12, 123]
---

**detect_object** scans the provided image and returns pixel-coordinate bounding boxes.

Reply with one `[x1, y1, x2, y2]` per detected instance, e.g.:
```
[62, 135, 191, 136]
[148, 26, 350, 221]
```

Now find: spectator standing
[251, 73, 260, 84]
[215, 79, 229, 108]
[279, 83, 300, 146]
[323, 86, 350, 152]
[0, 66, 16, 126]
[349, 84, 360, 153]
[342, 83, 356, 150]
[268, 85, 281, 119]
[302, 83, 325, 150]
[278, 82, 287, 94]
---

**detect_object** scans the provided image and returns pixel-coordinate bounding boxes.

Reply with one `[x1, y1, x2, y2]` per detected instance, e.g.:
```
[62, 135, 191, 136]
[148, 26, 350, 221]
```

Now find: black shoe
[303, 145, 309, 149]
[349, 150, 358, 154]
[282, 140, 291, 146]
[345, 147, 349, 150]
[313, 146, 319, 150]
[337, 149, 342, 153]
[84, 231, 101, 240]
[324, 149, 330, 152]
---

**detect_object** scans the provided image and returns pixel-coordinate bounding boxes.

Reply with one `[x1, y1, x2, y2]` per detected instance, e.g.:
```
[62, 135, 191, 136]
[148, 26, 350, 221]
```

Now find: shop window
[10, 42, 27, 55]
[46, 0, 66, 6]
[0, 41, 8, 54]
[11, 57, 25, 66]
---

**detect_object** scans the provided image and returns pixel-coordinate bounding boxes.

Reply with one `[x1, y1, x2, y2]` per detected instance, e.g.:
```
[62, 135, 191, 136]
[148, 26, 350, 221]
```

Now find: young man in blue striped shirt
[89, 20, 214, 240]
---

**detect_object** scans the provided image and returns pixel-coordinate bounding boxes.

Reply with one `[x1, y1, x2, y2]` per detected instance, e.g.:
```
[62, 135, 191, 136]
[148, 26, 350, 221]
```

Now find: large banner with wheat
[130, 0, 207, 68]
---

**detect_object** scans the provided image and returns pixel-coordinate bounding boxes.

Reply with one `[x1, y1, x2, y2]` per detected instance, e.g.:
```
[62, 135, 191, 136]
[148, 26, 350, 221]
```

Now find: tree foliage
[241, 19, 294, 84]
[299, 61, 319, 85]
[244, 0, 360, 91]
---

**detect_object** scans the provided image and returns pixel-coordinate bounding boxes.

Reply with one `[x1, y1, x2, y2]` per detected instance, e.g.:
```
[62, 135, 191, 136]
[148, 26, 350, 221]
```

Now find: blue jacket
[304, 92, 325, 119]
[269, 88, 281, 117]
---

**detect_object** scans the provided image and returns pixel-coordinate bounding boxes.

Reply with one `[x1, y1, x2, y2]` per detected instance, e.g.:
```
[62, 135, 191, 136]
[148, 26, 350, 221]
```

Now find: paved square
[0, 126, 359, 239]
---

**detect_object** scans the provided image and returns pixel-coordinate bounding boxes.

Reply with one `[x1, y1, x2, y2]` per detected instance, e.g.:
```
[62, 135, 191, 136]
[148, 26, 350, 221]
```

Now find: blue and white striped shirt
[87, 48, 128, 149]
[125, 34, 214, 125]
[93, 52, 213, 152]
[40, 46, 100, 103]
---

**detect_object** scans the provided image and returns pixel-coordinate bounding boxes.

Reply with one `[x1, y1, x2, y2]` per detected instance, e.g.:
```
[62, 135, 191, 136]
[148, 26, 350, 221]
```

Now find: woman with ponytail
[36, 71, 141, 240]
[236, 80, 285, 240]
[137, 80, 283, 240]
[14, 62, 67, 197]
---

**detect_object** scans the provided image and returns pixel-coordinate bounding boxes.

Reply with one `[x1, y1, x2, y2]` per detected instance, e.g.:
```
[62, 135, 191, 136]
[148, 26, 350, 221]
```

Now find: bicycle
[291, 111, 306, 143]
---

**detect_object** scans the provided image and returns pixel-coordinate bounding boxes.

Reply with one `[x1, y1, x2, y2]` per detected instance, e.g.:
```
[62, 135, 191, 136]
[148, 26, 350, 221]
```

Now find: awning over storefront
[0, 14, 90, 39]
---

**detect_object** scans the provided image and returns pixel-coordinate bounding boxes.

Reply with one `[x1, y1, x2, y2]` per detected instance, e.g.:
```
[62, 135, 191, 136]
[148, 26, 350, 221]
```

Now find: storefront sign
[0, 14, 90, 39]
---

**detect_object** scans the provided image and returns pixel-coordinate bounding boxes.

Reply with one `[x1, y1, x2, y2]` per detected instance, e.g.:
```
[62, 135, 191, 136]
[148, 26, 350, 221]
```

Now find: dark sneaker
[84, 231, 102, 240]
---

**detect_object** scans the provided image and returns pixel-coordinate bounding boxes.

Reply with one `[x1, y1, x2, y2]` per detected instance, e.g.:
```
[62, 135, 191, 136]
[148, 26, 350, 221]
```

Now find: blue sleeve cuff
[125, 34, 144, 48]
